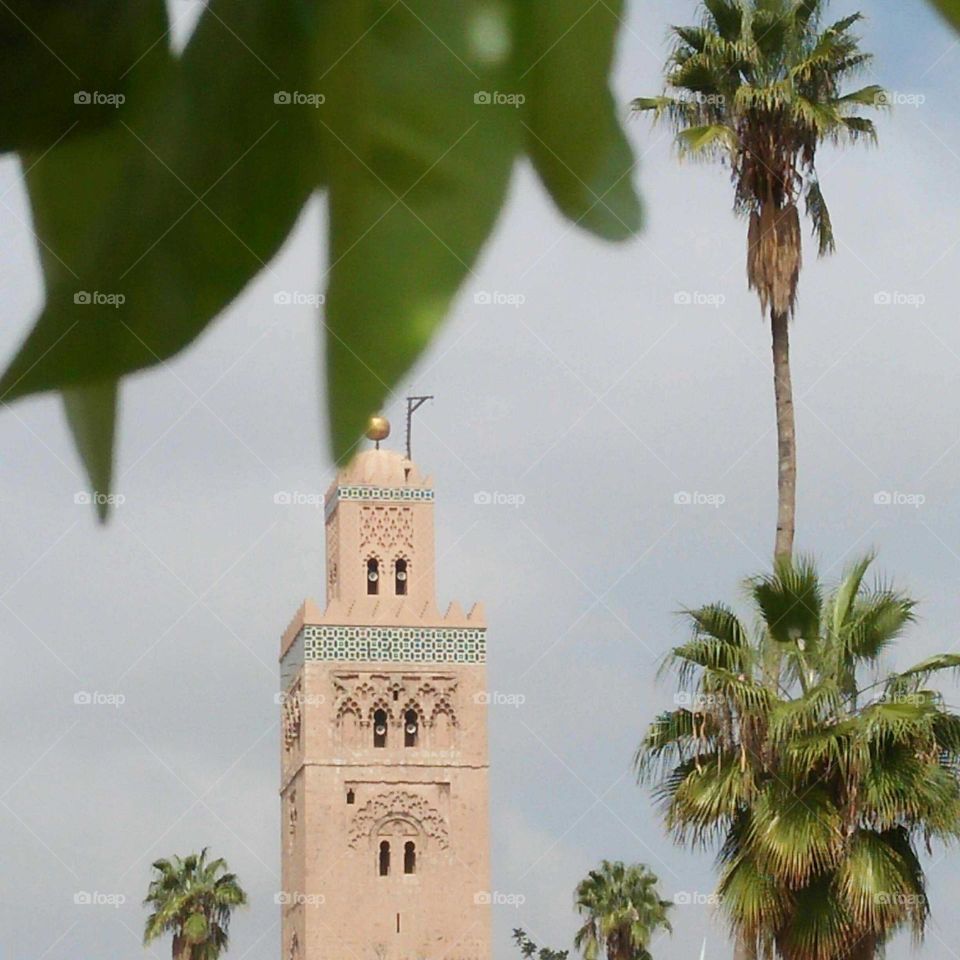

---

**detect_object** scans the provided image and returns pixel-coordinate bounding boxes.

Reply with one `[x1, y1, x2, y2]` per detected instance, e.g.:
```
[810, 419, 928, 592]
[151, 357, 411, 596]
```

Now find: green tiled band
[326, 484, 435, 519]
[300, 625, 485, 664]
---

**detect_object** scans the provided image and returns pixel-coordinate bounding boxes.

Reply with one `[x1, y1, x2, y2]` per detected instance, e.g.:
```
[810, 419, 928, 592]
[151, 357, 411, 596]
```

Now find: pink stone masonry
[279, 446, 491, 960]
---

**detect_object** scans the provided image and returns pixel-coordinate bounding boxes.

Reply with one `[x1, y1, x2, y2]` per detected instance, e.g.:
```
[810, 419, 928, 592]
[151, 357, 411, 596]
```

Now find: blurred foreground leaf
[2, 0, 321, 406]
[2, 0, 642, 499]
[0, 0, 165, 152]
[62, 382, 118, 522]
[931, 0, 960, 29]
[521, 0, 641, 241]
[321, 0, 521, 458]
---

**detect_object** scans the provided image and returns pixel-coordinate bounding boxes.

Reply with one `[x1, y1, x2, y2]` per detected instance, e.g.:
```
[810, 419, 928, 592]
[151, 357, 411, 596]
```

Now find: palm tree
[143, 849, 247, 960]
[636, 555, 960, 960]
[634, 0, 885, 562]
[574, 860, 672, 960]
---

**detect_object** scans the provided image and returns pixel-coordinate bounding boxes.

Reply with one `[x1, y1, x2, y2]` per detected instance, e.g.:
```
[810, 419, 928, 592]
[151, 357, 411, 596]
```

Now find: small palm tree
[143, 849, 247, 960]
[636, 555, 960, 960]
[634, 1, 885, 562]
[574, 861, 672, 960]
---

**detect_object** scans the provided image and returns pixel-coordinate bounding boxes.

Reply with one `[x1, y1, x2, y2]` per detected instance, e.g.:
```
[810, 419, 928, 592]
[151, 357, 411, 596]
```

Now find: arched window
[373, 708, 388, 748]
[404, 709, 418, 748]
[404, 841, 416, 875]
[379, 840, 390, 876]
[395, 559, 408, 595]
[346, 788, 355, 805]
[367, 558, 380, 595]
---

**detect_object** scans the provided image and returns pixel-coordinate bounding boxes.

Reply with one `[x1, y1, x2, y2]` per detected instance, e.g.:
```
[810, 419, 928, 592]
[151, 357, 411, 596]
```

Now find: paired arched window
[377, 840, 416, 876]
[373, 709, 388, 748]
[367, 558, 380, 595]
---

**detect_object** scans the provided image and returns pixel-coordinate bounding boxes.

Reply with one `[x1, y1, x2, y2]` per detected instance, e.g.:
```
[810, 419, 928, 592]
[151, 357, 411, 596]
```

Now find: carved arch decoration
[430, 696, 459, 727]
[348, 790, 449, 850]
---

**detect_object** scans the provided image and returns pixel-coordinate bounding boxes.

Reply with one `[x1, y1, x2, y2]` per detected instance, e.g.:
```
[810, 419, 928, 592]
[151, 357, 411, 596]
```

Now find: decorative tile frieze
[325, 484, 434, 518]
[293, 625, 485, 665]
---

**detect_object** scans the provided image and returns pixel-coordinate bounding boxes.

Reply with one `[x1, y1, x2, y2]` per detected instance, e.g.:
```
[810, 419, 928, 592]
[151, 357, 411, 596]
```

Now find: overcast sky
[3, 1, 960, 959]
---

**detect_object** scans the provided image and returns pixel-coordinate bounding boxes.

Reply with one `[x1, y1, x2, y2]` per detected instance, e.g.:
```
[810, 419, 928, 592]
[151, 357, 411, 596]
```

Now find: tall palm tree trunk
[771, 308, 796, 563]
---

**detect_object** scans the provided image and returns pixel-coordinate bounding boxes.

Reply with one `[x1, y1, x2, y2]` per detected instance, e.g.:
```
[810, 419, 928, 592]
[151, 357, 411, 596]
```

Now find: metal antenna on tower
[405, 395, 433, 460]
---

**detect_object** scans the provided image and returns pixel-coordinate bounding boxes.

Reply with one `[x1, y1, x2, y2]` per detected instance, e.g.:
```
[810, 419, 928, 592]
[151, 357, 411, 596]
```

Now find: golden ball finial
[366, 415, 391, 443]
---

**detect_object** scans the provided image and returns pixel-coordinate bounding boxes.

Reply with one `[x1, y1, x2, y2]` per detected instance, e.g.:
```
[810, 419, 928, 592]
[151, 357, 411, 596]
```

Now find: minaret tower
[279, 417, 491, 960]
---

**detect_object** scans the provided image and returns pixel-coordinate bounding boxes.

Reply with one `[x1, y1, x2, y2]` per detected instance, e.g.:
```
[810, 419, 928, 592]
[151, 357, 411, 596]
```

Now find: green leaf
[0, 0, 321, 402]
[0, 1, 163, 153]
[930, 0, 960, 31]
[677, 123, 736, 156]
[62, 381, 118, 523]
[320, 0, 520, 461]
[805, 179, 835, 258]
[837, 84, 886, 107]
[520, 0, 642, 242]
[183, 911, 208, 943]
